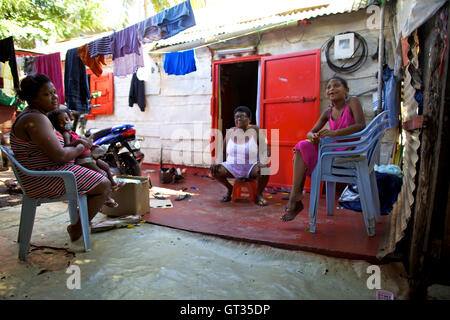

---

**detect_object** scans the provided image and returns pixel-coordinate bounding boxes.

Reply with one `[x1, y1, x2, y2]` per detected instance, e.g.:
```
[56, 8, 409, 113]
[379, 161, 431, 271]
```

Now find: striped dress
[10, 130, 106, 199]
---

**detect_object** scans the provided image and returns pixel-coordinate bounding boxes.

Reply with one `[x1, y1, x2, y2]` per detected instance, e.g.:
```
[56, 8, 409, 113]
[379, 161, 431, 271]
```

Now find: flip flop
[221, 194, 232, 202]
[264, 187, 277, 194]
[256, 197, 268, 206]
[153, 193, 166, 200]
[174, 194, 191, 201]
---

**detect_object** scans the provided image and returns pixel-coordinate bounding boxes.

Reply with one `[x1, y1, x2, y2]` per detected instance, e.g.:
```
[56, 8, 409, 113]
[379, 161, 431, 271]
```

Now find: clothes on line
[78, 44, 107, 78]
[64, 48, 90, 113]
[77, 0, 195, 77]
[139, 0, 196, 41]
[87, 35, 113, 58]
[23, 56, 36, 75]
[35, 52, 65, 105]
[163, 49, 197, 75]
[129, 72, 146, 112]
[0, 62, 15, 97]
[0, 37, 20, 89]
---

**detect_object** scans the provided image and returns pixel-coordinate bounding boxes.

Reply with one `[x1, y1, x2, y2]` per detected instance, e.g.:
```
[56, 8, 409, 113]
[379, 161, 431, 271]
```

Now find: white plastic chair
[0, 146, 90, 260]
[308, 111, 389, 236]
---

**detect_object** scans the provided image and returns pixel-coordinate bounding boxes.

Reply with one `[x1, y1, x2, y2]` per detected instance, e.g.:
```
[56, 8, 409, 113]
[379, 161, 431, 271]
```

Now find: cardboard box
[102, 175, 150, 217]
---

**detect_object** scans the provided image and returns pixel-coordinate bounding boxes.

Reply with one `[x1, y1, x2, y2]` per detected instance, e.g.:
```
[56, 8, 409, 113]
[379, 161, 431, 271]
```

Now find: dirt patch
[0, 169, 22, 208]
[27, 245, 75, 274]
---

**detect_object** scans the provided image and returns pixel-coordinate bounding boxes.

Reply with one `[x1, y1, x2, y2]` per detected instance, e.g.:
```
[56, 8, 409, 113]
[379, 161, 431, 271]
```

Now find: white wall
[87, 9, 395, 167]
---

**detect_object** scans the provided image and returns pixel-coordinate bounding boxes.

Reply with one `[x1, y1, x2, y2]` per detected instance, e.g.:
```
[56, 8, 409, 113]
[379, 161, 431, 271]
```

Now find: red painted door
[86, 72, 114, 119]
[260, 49, 321, 187]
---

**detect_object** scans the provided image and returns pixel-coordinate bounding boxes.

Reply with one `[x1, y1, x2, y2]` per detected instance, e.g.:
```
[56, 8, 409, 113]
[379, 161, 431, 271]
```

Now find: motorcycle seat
[87, 128, 112, 141]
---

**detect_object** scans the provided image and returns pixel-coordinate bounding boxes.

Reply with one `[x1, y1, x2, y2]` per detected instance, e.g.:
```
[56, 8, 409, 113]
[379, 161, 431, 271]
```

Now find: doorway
[211, 50, 321, 187]
[218, 60, 259, 138]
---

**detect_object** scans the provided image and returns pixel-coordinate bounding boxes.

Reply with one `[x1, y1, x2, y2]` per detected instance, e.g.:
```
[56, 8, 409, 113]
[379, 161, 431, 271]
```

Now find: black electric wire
[324, 32, 368, 74]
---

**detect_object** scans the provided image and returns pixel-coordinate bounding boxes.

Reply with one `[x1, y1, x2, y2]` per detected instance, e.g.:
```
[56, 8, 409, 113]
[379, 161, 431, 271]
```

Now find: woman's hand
[307, 131, 320, 144]
[318, 129, 337, 138]
[74, 137, 93, 150]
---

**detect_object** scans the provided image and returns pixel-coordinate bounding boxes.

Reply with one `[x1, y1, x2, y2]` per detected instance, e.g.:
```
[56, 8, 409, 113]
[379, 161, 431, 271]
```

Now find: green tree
[0, 0, 110, 49]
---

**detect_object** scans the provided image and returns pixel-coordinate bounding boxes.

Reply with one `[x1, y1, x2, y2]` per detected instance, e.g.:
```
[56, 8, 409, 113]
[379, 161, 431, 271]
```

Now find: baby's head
[48, 109, 71, 133]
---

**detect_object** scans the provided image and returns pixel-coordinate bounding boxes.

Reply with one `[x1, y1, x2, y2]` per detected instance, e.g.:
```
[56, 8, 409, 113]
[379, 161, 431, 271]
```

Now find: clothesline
[147, 18, 299, 54]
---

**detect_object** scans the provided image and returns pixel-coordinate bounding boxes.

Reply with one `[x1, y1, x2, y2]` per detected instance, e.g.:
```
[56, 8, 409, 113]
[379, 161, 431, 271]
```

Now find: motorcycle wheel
[119, 154, 142, 176]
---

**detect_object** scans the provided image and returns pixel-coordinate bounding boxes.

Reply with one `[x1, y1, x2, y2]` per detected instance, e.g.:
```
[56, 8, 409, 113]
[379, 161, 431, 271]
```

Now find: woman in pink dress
[281, 77, 366, 222]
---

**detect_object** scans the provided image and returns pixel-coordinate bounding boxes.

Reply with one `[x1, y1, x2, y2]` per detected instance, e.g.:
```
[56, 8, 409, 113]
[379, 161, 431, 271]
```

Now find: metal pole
[376, 1, 386, 115]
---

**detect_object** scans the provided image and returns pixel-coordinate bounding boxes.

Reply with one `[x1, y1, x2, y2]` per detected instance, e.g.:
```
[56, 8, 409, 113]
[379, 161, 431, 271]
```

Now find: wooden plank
[408, 7, 450, 298]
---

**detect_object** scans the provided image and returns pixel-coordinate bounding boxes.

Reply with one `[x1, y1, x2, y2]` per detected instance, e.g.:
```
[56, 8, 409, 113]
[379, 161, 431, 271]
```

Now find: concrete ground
[0, 199, 410, 300]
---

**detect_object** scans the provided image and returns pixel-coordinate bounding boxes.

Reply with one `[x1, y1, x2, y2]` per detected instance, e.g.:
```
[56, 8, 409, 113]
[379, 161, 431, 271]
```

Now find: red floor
[141, 168, 389, 263]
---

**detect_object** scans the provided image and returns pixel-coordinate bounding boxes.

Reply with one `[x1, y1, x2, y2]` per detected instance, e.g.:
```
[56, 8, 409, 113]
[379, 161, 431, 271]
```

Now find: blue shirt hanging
[163, 49, 197, 76]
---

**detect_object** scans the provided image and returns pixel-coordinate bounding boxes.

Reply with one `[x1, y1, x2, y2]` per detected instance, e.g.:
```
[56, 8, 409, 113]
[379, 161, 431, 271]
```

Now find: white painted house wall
[86, 9, 395, 168]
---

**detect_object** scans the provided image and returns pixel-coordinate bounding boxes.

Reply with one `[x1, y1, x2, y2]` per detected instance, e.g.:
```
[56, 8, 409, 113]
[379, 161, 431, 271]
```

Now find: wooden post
[408, 6, 450, 299]
[376, 2, 386, 115]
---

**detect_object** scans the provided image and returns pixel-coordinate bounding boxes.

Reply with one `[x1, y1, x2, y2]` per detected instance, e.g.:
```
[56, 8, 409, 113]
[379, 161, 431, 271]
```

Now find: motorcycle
[67, 92, 144, 177]
[86, 124, 144, 176]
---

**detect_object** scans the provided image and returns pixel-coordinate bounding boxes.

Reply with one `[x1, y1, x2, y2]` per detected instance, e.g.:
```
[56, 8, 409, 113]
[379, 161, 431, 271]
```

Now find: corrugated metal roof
[151, 0, 370, 50]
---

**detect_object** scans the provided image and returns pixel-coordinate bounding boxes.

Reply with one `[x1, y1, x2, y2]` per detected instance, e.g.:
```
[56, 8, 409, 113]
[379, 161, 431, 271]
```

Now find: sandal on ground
[221, 194, 232, 202]
[256, 196, 268, 207]
[175, 194, 191, 201]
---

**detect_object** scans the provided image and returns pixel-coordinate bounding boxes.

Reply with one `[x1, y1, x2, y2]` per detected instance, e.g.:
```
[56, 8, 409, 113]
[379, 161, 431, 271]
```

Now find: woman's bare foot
[67, 224, 82, 242]
[281, 195, 304, 221]
[104, 197, 119, 208]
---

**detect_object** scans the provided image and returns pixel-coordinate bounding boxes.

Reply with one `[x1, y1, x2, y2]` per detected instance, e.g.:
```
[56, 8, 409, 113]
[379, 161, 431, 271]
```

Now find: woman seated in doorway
[281, 76, 366, 222]
[11, 74, 112, 241]
[210, 106, 270, 206]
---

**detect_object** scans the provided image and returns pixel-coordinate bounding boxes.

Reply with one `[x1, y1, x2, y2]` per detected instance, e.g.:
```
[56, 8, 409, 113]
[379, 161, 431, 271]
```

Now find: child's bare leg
[95, 159, 125, 191]
[77, 160, 118, 208]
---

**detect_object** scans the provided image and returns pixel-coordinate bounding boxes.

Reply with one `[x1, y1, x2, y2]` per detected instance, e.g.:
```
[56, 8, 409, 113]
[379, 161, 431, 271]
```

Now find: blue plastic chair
[0, 146, 91, 260]
[308, 111, 389, 236]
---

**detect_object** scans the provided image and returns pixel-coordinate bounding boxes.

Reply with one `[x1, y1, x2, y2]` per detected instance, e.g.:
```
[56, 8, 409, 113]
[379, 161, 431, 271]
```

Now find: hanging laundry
[23, 56, 36, 75]
[0, 61, 15, 97]
[382, 66, 400, 128]
[64, 48, 90, 113]
[163, 49, 197, 76]
[0, 37, 20, 89]
[156, 0, 196, 39]
[35, 52, 65, 104]
[113, 49, 144, 78]
[78, 44, 107, 77]
[137, 0, 196, 43]
[87, 35, 113, 58]
[111, 25, 145, 77]
[128, 72, 146, 112]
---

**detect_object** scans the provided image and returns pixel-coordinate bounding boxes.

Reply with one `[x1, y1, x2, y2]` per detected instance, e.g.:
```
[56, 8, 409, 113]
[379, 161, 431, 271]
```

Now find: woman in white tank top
[210, 106, 270, 206]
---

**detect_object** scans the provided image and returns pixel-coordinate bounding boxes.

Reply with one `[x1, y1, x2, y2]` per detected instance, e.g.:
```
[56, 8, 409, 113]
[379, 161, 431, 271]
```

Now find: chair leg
[356, 166, 376, 237]
[68, 199, 79, 225]
[325, 181, 336, 216]
[18, 198, 37, 260]
[78, 195, 91, 252]
[309, 168, 321, 233]
[370, 171, 381, 222]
